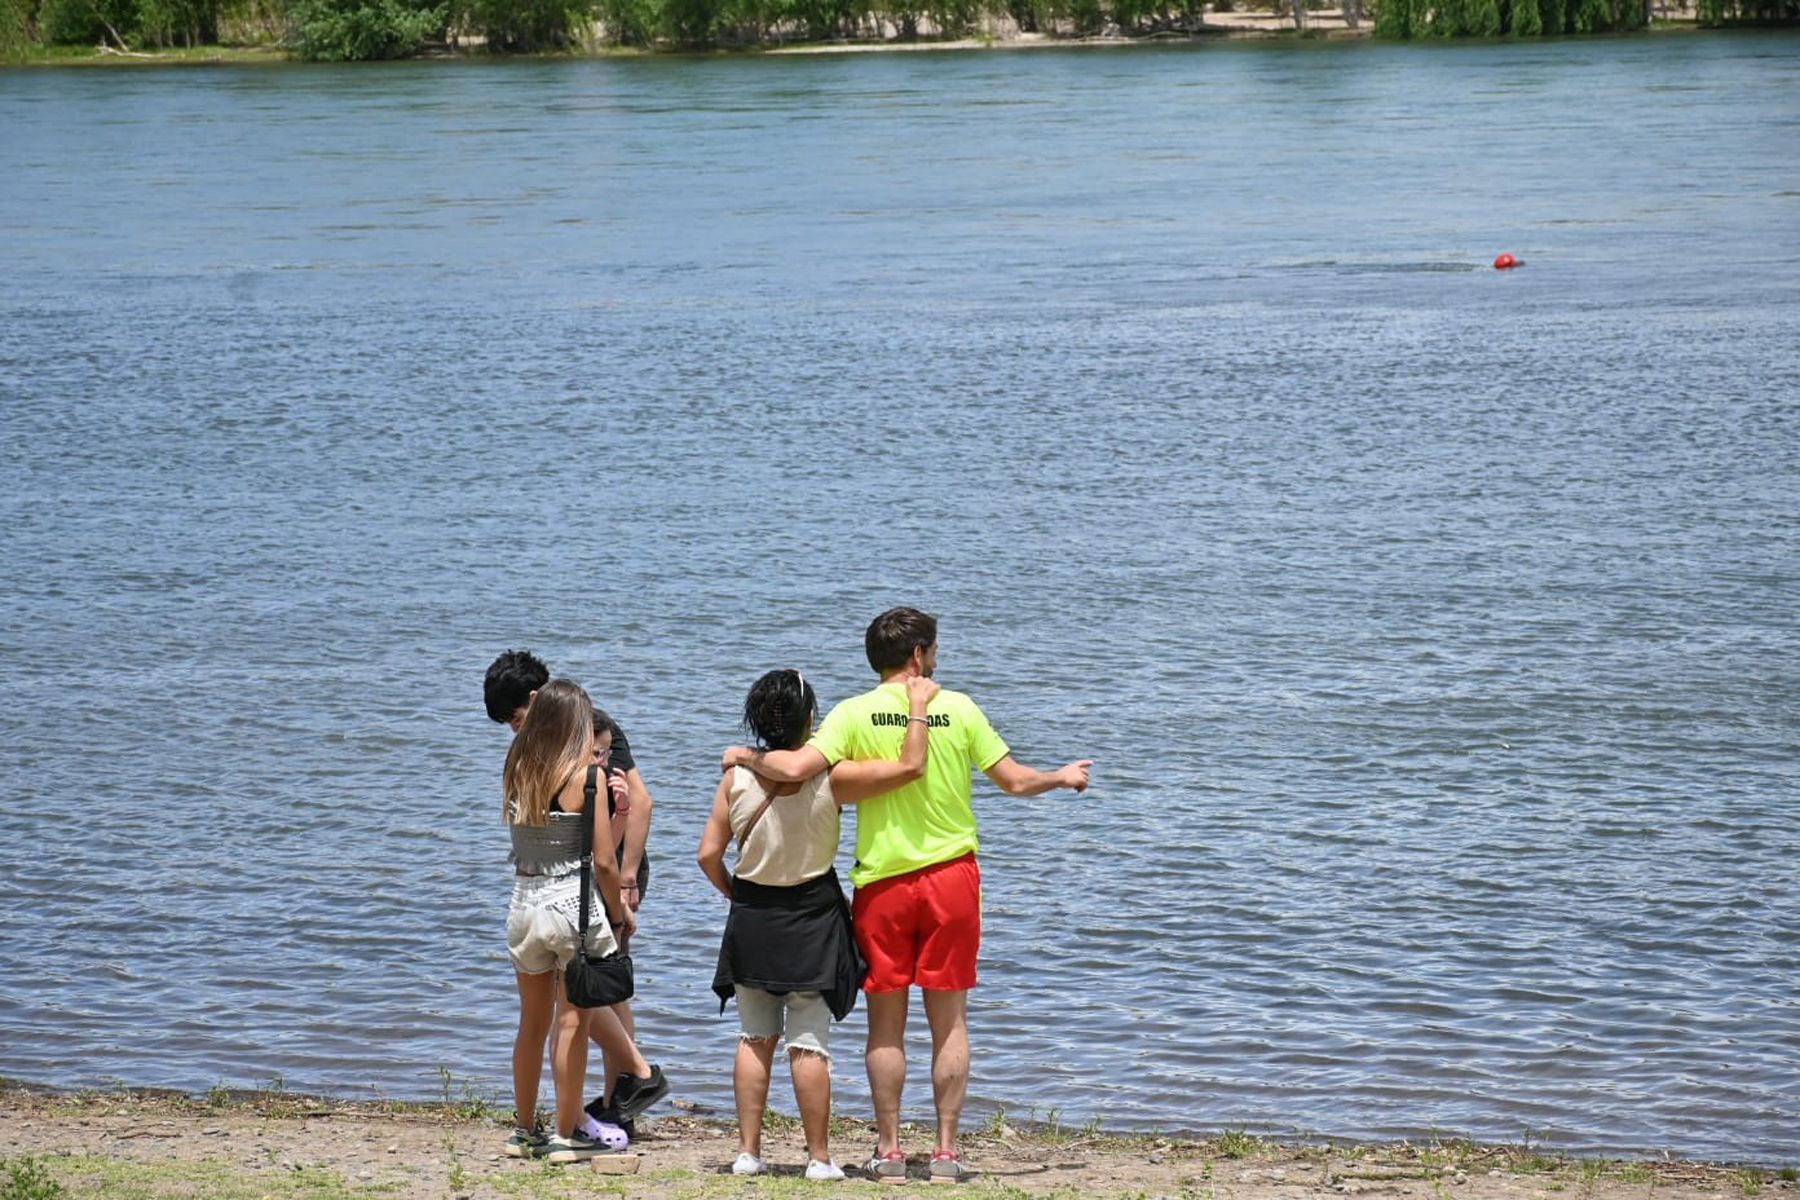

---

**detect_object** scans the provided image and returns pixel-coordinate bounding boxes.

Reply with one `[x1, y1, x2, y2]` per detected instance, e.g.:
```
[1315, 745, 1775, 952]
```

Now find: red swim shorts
[852, 853, 981, 993]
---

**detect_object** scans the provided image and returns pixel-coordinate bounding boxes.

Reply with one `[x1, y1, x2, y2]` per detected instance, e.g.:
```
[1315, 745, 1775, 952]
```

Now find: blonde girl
[503, 679, 653, 1162]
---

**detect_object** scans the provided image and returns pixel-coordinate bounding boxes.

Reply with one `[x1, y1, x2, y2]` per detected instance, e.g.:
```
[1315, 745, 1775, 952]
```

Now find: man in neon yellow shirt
[725, 607, 1091, 1182]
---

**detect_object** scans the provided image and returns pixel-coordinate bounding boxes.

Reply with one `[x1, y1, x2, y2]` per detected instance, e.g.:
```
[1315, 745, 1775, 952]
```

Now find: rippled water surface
[2, 34, 1797, 1162]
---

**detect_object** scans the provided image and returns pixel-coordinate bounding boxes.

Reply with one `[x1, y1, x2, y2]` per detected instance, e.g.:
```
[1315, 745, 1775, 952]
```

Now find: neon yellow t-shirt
[808, 682, 1010, 888]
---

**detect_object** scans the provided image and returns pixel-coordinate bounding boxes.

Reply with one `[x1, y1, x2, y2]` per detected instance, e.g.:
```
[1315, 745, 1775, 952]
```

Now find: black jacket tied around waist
[711, 866, 866, 1021]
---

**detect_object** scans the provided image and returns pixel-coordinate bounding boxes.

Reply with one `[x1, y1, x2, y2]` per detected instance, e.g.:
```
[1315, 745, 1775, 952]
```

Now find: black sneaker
[609, 1065, 669, 1121]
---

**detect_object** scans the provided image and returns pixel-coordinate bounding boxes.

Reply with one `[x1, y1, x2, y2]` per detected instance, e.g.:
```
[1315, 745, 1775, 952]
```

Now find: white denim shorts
[507, 874, 617, 975]
[735, 985, 832, 1058]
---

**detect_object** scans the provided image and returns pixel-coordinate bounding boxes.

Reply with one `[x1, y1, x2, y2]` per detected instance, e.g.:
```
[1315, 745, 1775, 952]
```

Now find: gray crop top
[508, 807, 585, 878]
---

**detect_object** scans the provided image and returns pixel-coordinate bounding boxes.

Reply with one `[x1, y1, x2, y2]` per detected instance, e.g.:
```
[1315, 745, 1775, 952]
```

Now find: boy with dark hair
[484, 649, 549, 727]
[724, 607, 1091, 1183]
[485, 649, 668, 1133]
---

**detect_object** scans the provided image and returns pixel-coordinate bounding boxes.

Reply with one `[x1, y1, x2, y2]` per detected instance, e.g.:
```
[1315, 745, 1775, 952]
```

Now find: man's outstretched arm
[983, 754, 1092, 797]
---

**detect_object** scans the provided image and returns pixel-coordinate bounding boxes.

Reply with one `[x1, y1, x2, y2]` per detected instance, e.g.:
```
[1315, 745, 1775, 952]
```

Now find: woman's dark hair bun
[743, 669, 818, 752]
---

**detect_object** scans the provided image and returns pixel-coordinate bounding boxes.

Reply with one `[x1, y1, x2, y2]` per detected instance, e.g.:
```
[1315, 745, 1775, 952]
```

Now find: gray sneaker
[863, 1149, 909, 1183]
[504, 1125, 547, 1158]
[545, 1130, 612, 1164]
[929, 1152, 974, 1184]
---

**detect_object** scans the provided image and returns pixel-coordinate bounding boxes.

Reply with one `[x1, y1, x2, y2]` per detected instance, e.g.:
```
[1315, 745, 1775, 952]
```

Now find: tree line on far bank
[1, 0, 1792, 60]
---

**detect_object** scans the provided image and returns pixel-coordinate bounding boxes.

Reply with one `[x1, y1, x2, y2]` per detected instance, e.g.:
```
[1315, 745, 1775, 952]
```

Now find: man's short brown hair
[865, 606, 937, 674]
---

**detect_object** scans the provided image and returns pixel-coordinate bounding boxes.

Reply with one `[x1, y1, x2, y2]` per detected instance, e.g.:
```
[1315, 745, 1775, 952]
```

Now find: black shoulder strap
[576, 764, 598, 941]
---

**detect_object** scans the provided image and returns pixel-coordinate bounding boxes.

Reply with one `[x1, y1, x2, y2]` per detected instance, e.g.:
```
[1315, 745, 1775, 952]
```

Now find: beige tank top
[729, 766, 840, 887]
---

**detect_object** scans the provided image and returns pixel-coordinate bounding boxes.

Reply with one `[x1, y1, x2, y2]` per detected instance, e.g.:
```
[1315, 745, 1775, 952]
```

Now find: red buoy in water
[1494, 253, 1518, 270]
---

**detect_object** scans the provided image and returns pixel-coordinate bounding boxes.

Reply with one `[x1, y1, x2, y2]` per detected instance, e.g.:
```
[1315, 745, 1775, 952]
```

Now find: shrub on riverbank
[286, 0, 439, 57]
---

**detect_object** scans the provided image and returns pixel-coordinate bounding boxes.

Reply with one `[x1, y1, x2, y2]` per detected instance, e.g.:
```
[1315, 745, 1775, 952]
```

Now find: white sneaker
[732, 1152, 768, 1176]
[806, 1159, 847, 1181]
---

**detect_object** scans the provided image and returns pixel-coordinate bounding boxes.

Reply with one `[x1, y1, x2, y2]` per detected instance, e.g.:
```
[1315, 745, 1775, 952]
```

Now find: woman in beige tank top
[698, 668, 937, 1180]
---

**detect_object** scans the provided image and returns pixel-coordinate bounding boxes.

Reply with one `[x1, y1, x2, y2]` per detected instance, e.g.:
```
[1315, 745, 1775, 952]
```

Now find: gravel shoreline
[2, 1084, 1791, 1200]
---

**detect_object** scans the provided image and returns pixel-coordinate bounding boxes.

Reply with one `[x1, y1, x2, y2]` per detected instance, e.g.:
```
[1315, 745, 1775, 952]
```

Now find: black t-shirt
[603, 719, 650, 896]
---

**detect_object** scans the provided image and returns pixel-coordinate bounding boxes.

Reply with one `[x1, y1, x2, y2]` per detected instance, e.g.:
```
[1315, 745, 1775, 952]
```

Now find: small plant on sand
[445, 1133, 468, 1192]
[203, 1080, 231, 1108]
[1776, 1168, 1798, 1183]
[436, 1066, 500, 1122]
[1509, 1143, 1560, 1177]
[0, 1155, 65, 1200]
[981, 1106, 1011, 1138]
[760, 1109, 803, 1133]
[1614, 1163, 1654, 1184]
[1216, 1128, 1259, 1159]
[1735, 1168, 1766, 1196]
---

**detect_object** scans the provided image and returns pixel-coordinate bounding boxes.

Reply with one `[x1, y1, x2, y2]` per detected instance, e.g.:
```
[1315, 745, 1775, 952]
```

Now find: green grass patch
[435, 1066, 502, 1123]
[21, 1154, 402, 1200]
[1214, 1128, 1262, 1159]
[1, 1155, 66, 1200]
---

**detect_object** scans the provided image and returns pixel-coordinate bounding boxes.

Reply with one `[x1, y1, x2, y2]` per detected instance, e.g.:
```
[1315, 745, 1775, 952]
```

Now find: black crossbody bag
[564, 763, 636, 1009]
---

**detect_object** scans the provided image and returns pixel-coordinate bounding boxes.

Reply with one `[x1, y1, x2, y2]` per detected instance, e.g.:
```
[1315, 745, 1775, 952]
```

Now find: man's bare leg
[921, 988, 969, 1156]
[864, 988, 910, 1155]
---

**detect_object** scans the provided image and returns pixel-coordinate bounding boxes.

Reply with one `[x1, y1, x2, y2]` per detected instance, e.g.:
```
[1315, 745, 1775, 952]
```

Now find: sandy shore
[1, 1084, 1789, 1200]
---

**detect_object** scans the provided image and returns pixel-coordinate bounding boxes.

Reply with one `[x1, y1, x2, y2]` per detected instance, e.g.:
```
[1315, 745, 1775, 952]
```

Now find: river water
[1, 33, 1797, 1162]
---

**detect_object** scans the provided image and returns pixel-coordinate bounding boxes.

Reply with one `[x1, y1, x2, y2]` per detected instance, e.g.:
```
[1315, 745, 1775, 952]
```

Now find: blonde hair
[503, 679, 596, 826]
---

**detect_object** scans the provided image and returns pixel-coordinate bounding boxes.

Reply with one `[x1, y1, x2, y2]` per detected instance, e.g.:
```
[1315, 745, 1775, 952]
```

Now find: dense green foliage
[287, 0, 439, 57]
[1371, 0, 1650, 34]
[1373, 0, 1795, 34]
[458, 0, 589, 48]
[1696, 0, 1796, 19]
[36, 0, 217, 45]
[0, 0, 1792, 57]
[0, 0, 33, 53]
